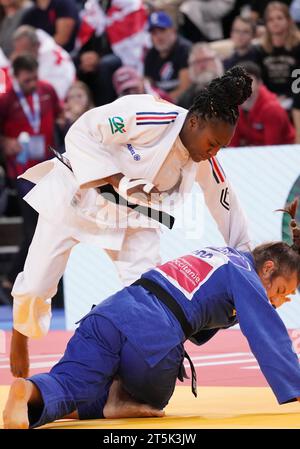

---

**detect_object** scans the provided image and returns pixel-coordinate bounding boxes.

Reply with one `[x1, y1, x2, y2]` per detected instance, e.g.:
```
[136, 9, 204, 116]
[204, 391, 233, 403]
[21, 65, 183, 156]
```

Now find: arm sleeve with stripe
[196, 158, 252, 251]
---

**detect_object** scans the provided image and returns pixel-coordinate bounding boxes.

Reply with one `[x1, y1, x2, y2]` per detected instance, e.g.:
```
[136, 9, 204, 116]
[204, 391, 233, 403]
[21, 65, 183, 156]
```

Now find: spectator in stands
[255, 1, 300, 110]
[62, 81, 94, 126]
[112, 65, 172, 101]
[21, 0, 79, 52]
[224, 16, 258, 70]
[177, 43, 224, 109]
[144, 11, 191, 102]
[230, 61, 295, 147]
[0, 54, 61, 291]
[179, 0, 235, 42]
[0, 0, 31, 57]
[221, 0, 251, 39]
[250, 0, 292, 23]
[77, 51, 122, 107]
[56, 80, 94, 148]
[12, 25, 76, 100]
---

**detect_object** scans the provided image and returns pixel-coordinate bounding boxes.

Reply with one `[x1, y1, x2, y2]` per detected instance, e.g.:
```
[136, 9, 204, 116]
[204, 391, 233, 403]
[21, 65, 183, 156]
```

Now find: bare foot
[3, 378, 34, 429]
[10, 329, 29, 378]
[103, 379, 165, 419]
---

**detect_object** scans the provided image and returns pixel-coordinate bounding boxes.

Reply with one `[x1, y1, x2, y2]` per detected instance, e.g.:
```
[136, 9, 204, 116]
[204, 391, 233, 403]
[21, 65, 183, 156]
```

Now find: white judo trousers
[12, 94, 251, 339]
[12, 214, 161, 338]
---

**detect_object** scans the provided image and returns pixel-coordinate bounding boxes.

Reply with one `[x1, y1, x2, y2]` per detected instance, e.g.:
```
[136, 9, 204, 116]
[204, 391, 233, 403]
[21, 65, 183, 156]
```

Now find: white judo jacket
[21, 94, 251, 251]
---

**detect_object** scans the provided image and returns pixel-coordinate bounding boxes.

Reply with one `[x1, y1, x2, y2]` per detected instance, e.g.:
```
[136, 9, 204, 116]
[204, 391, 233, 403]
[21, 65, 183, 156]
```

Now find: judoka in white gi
[10, 66, 253, 377]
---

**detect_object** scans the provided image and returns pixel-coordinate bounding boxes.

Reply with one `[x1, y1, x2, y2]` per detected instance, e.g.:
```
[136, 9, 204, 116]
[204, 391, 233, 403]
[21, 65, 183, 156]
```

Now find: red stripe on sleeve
[211, 157, 225, 183]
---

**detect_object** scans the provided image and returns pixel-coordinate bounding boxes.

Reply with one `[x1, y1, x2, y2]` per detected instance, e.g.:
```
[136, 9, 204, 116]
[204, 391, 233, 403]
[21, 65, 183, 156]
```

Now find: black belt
[49, 146, 175, 229]
[132, 278, 197, 397]
[97, 184, 175, 229]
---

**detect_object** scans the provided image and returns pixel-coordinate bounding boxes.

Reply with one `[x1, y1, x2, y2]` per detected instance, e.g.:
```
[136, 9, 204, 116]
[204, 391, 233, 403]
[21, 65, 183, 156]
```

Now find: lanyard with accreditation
[13, 79, 41, 134]
[13, 79, 45, 160]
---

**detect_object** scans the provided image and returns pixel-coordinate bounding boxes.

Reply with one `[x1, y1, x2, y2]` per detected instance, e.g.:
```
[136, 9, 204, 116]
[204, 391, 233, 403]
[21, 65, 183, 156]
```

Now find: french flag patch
[209, 156, 226, 184]
[136, 111, 179, 125]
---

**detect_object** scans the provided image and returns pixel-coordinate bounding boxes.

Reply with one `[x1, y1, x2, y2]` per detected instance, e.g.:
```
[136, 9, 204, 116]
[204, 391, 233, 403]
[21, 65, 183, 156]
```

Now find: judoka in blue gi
[4, 201, 300, 428]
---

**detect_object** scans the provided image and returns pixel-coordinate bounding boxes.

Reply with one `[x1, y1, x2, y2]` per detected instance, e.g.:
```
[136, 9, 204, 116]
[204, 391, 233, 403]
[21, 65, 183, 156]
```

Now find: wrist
[12, 328, 28, 340]
[105, 173, 125, 188]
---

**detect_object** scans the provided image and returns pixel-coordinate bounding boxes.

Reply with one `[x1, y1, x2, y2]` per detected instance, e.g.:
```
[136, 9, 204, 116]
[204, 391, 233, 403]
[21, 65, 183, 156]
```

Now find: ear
[262, 260, 275, 278]
[188, 114, 204, 130]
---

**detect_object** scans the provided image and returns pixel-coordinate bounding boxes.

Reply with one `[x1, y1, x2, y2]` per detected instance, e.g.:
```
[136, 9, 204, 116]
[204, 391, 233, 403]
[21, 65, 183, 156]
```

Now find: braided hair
[253, 199, 300, 282]
[188, 66, 253, 125]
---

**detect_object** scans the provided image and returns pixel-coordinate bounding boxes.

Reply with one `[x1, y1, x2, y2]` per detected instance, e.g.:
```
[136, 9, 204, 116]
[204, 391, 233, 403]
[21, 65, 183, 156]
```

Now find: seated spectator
[56, 80, 94, 148]
[224, 16, 258, 70]
[77, 51, 122, 107]
[12, 25, 76, 100]
[230, 61, 295, 147]
[21, 0, 79, 52]
[112, 65, 172, 101]
[177, 43, 223, 109]
[221, 0, 251, 38]
[0, 54, 61, 290]
[255, 1, 300, 110]
[62, 80, 94, 125]
[144, 11, 192, 102]
[0, 0, 31, 57]
[250, 0, 292, 23]
[179, 0, 235, 42]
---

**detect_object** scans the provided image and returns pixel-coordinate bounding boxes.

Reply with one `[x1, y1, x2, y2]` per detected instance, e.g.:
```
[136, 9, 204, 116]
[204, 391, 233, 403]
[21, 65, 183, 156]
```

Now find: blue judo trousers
[28, 247, 300, 427]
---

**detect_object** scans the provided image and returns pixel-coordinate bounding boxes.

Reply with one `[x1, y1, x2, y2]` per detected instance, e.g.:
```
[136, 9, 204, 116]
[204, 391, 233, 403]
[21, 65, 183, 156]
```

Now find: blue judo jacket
[83, 246, 300, 404]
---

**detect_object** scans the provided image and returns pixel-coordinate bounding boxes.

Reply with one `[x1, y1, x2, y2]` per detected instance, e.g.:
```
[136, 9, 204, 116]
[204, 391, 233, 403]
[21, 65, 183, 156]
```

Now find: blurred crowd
[1, 0, 300, 298]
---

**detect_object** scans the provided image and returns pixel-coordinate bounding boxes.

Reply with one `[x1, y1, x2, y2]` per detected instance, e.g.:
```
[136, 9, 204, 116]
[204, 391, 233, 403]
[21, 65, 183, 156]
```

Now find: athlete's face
[179, 116, 235, 162]
[259, 261, 298, 309]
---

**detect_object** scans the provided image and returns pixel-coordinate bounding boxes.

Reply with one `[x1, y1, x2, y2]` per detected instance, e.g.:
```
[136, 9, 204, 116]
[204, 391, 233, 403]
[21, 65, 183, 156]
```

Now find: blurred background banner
[64, 144, 300, 330]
